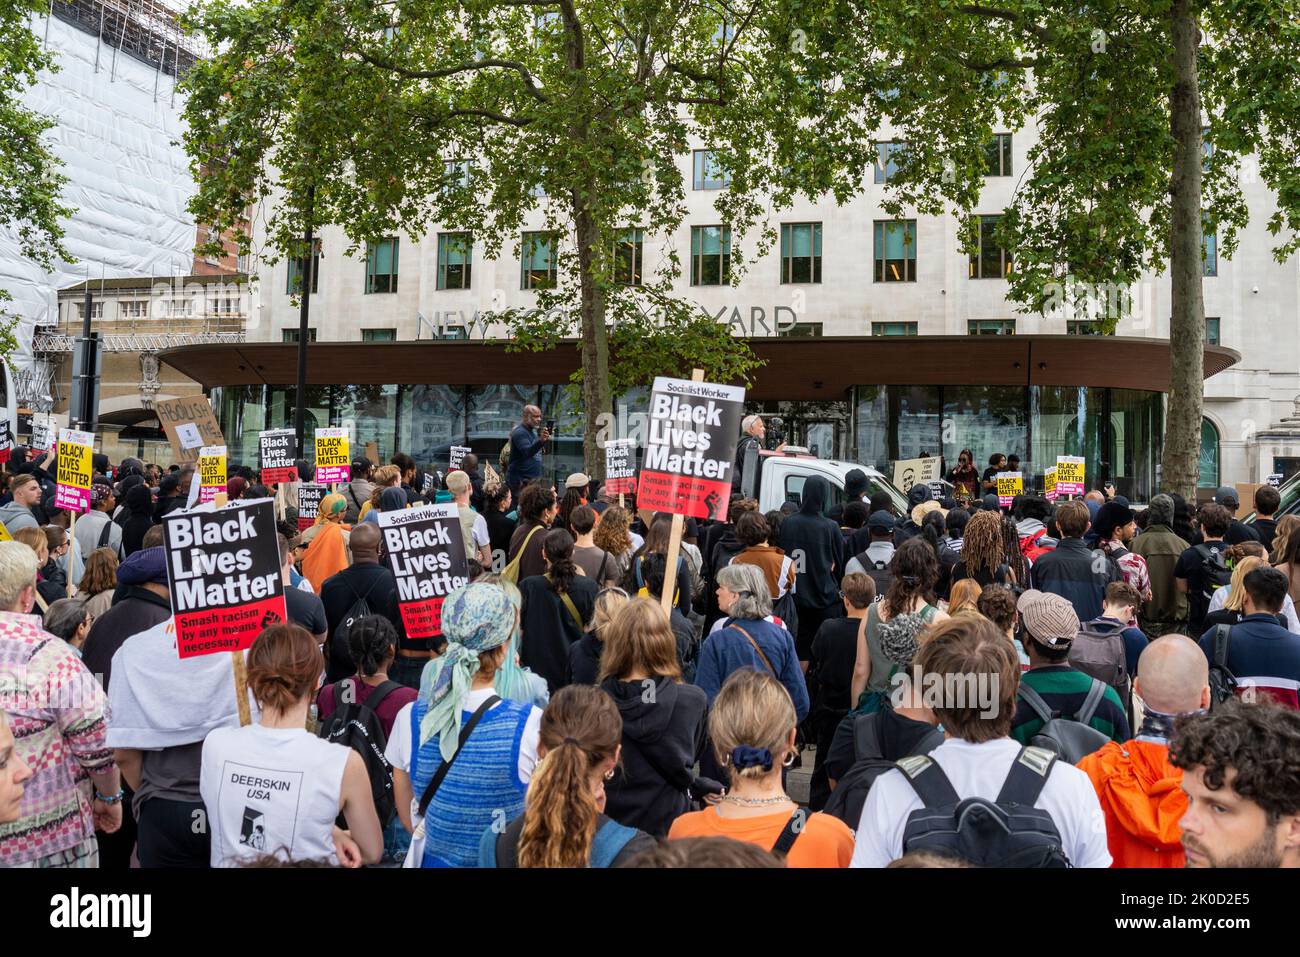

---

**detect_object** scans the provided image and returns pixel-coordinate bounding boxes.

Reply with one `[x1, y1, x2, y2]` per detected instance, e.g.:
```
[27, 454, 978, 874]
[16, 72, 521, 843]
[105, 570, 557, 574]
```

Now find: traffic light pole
[293, 186, 315, 459]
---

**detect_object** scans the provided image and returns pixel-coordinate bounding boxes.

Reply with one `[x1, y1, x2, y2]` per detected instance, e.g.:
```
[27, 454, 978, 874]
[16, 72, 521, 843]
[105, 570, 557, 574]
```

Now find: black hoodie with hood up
[600, 675, 708, 837]
[777, 475, 845, 611]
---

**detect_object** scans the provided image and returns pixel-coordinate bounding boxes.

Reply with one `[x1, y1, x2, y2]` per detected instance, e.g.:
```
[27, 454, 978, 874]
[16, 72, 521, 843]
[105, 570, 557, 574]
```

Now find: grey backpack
[1016, 680, 1111, 764]
[1069, 619, 1130, 698]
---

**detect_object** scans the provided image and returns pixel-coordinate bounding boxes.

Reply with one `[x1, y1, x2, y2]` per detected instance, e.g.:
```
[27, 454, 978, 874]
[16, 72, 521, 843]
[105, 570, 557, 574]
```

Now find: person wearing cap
[74, 475, 124, 562]
[1215, 486, 1262, 546]
[447, 470, 491, 567]
[1011, 589, 1131, 746]
[845, 510, 897, 590]
[557, 471, 590, 533]
[343, 457, 375, 525]
[385, 582, 543, 867]
[1030, 500, 1122, 623]
[829, 468, 870, 525]
[1094, 501, 1151, 612]
[152, 467, 192, 523]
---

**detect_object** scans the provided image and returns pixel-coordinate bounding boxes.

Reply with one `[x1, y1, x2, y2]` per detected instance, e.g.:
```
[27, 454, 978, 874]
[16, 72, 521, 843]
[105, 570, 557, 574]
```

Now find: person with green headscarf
[385, 581, 542, 867]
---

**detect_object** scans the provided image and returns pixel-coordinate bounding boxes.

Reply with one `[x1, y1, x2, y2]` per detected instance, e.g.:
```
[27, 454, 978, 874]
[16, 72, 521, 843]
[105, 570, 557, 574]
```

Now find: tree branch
[955, 3, 1059, 45]
[350, 48, 548, 102]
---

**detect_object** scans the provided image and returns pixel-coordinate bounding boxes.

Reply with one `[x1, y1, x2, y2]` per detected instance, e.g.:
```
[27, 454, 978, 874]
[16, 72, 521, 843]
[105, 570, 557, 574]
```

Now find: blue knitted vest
[410, 696, 531, 868]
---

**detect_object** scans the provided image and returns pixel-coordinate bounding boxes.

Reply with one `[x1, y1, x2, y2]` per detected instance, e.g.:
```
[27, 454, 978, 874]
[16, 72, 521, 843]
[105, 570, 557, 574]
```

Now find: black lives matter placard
[297, 483, 326, 532]
[637, 376, 745, 521]
[259, 429, 298, 485]
[163, 499, 286, 659]
[377, 503, 469, 641]
[603, 439, 636, 495]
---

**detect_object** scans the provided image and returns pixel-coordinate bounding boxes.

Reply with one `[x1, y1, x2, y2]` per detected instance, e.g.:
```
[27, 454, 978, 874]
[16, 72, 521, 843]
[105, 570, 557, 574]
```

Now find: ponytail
[516, 686, 622, 868]
[543, 528, 578, 596]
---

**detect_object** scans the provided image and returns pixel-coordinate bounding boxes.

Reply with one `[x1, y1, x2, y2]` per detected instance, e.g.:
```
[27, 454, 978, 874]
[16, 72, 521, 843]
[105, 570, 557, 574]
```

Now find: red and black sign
[162, 499, 287, 659]
[636, 376, 745, 522]
[259, 429, 298, 485]
[297, 484, 326, 532]
[603, 439, 636, 495]
[378, 503, 469, 641]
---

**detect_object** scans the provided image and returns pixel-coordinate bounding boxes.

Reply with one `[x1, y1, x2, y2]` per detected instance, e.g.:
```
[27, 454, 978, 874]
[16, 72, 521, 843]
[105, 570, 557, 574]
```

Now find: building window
[208, 297, 239, 315]
[521, 231, 558, 290]
[282, 328, 317, 343]
[1199, 418, 1220, 489]
[779, 322, 823, 337]
[873, 220, 916, 282]
[361, 329, 396, 342]
[872, 322, 918, 336]
[692, 150, 730, 190]
[74, 301, 104, 320]
[1203, 224, 1217, 277]
[968, 319, 1016, 335]
[287, 239, 321, 295]
[119, 300, 148, 319]
[443, 159, 471, 190]
[1206, 316, 1220, 345]
[365, 237, 399, 294]
[164, 298, 195, 318]
[1067, 320, 1106, 335]
[437, 232, 472, 290]
[969, 215, 1012, 279]
[874, 142, 907, 184]
[984, 134, 1012, 176]
[780, 222, 822, 284]
[613, 228, 644, 285]
[690, 226, 731, 285]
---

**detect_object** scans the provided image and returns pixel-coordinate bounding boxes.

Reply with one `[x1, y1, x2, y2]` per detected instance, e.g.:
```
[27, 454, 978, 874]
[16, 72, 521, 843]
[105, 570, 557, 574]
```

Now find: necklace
[722, 793, 792, 807]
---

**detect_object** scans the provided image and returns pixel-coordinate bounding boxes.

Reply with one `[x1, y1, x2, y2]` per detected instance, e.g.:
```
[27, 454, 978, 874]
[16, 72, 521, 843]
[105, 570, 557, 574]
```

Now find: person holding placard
[201, 623, 383, 867]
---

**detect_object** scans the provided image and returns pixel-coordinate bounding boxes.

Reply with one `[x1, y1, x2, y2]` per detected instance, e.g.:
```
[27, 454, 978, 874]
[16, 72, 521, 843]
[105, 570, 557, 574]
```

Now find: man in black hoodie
[777, 475, 845, 665]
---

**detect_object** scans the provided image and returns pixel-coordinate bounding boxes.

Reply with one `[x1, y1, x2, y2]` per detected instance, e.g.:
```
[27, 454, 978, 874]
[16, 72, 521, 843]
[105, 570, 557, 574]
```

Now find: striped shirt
[0, 611, 114, 866]
[1198, 614, 1300, 709]
[1011, 666, 1132, 745]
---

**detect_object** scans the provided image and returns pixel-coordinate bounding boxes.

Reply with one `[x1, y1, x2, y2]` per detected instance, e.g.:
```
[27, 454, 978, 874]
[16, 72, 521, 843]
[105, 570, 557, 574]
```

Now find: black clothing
[284, 585, 328, 636]
[82, 587, 171, 691]
[464, 468, 486, 514]
[600, 676, 709, 837]
[808, 616, 860, 810]
[733, 433, 762, 493]
[507, 519, 549, 581]
[1254, 518, 1280, 556]
[319, 562, 406, 680]
[777, 476, 845, 611]
[824, 702, 940, 785]
[567, 633, 603, 686]
[518, 573, 599, 693]
[136, 798, 211, 868]
[1224, 520, 1262, 546]
[485, 509, 517, 561]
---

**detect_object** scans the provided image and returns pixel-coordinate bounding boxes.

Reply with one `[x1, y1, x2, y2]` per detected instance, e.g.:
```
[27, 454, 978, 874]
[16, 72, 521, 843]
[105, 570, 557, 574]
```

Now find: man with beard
[1170, 700, 1300, 867]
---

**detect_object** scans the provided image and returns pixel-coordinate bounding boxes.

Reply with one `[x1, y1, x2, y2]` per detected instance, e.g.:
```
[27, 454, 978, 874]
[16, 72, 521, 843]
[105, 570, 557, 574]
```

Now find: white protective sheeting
[0, 13, 198, 372]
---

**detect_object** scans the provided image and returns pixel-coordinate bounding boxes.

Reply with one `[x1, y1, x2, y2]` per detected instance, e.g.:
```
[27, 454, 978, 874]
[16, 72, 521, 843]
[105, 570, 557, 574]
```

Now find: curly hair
[1170, 700, 1300, 822]
[999, 515, 1030, 585]
[592, 505, 633, 556]
[961, 510, 1003, 577]
[517, 685, 622, 868]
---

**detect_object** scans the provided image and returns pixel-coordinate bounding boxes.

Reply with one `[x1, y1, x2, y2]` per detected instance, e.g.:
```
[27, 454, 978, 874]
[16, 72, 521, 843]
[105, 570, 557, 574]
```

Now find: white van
[740, 447, 909, 516]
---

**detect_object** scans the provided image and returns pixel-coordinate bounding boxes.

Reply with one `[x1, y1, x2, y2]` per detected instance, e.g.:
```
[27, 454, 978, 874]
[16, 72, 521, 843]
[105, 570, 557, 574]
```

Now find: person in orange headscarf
[301, 492, 352, 590]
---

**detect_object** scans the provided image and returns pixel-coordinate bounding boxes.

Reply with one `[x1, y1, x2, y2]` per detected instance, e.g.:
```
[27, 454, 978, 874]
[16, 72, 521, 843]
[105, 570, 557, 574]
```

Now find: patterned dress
[0, 611, 114, 867]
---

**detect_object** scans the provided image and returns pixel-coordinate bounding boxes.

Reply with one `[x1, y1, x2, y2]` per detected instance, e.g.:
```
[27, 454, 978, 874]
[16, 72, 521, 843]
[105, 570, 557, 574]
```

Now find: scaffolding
[46, 0, 208, 88]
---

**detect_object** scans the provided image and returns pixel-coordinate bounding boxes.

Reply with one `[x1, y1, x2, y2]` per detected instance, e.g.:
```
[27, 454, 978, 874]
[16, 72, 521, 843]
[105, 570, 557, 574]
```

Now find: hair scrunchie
[730, 746, 774, 772]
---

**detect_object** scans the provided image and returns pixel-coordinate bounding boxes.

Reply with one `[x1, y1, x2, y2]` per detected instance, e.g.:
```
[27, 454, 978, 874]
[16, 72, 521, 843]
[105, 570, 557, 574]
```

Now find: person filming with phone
[508, 405, 553, 498]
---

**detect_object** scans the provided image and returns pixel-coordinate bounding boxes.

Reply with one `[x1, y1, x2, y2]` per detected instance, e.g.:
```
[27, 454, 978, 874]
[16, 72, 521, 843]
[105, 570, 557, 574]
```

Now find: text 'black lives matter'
[637, 376, 746, 521]
[162, 499, 287, 659]
[259, 429, 298, 485]
[377, 503, 469, 641]
[297, 484, 326, 532]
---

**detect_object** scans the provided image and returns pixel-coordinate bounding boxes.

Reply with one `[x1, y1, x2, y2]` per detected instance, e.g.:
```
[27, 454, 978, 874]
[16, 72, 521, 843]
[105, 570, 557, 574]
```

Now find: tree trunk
[574, 202, 611, 481]
[1163, 0, 1205, 500]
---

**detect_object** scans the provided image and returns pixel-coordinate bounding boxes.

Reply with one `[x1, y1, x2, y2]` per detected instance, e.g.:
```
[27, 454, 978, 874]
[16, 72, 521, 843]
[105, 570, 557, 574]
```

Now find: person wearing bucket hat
[893, 484, 932, 546]
[385, 582, 543, 868]
[1010, 589, 1131, 747]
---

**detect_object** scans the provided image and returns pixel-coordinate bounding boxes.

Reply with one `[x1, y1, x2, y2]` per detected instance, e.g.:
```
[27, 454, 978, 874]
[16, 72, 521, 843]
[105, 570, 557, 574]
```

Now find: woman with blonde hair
[1206, 542, 1300, 632]
[12, 526, 63, 609]
[566, 586, 628, 685]
[668, 668, 855, 866]
[945, 577, 984, 617]
[599, 598, 710, 836]
[1272, 515, 1300, 566]
[358, 464, 401, 522]
[478, 684, 655, 867]
[300, 492, 351, 587]
[592, 505, 639, 579]
[76, 546, 119, 621]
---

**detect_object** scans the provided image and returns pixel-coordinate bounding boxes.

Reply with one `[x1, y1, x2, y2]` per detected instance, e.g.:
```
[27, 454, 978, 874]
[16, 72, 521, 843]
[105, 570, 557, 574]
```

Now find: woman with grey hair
[695, 562, 808, 719]
[43, 597, 92, 657]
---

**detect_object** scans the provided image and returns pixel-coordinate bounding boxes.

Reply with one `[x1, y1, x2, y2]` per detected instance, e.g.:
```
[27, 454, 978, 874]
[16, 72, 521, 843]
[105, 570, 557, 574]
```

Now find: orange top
[668, 806, 855, 868]
[1077, 739, 1187, 869]
[302, 521, 350, 592]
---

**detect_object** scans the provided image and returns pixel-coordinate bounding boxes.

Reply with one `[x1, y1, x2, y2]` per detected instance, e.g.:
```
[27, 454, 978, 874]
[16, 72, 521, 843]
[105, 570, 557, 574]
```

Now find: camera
[766, 416, 786, 450]
[546, 419, 556, 433]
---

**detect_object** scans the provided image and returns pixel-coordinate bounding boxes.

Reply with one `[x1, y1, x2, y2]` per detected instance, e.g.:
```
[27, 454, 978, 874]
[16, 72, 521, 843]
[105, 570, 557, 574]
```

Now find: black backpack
[824, 712, 944, 827]
[1015, 680, 1112, 765]
[327, 581, 378, 684]
[1208, 624, 1238, 708]
[897, 745, 1071, 867]
[316, 677, 401, 827]
[853, 550, 893, 599]
[1196, 543, 1233, 599]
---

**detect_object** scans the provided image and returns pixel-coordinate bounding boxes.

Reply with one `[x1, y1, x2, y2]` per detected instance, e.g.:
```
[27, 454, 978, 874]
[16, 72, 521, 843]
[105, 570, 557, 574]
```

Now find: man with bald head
[506, 404, 551, 498]
[1077, 634, 1211, 867]
[319, 521, 413, 686]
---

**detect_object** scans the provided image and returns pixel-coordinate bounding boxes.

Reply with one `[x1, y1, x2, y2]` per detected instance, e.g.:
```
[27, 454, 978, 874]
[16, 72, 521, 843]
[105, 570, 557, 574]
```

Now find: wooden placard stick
[659, 368, 704, 615]
[210, 490, 251, 725]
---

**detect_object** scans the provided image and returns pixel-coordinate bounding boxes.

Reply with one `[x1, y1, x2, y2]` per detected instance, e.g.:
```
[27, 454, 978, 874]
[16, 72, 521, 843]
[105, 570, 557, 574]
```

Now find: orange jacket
[1077, 739, 1186, 868]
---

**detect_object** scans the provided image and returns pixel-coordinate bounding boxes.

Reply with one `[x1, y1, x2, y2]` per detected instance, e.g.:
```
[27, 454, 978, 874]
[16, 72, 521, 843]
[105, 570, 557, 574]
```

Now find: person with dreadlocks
[1000, 514, 1031, 587]
[948, 510, 1015, 591]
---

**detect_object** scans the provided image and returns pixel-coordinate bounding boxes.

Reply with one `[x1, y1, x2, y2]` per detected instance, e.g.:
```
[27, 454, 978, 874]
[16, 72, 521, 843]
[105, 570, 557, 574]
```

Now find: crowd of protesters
[3, 416, 1300, 871]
